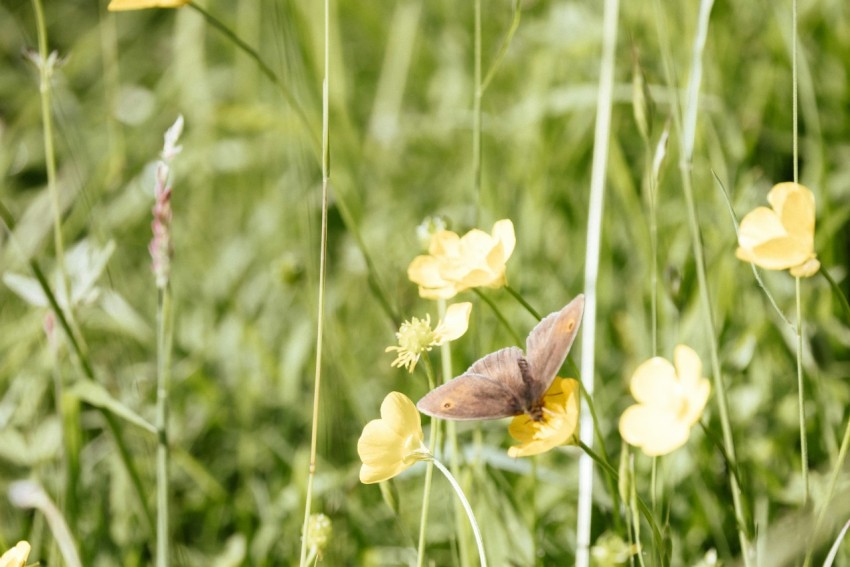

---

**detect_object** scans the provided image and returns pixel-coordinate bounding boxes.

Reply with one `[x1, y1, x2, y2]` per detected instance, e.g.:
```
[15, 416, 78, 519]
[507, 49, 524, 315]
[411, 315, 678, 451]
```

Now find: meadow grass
[1, 0, 850, 565]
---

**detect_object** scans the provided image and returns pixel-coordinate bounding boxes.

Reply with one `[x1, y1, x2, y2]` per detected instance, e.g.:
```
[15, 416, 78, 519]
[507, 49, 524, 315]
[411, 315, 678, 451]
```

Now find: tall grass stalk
[576, 0, 619, 564]
[155, 287, 173, 567]
[472, 0, 482, 218]
[298, 0, 331, 563]
[790, 0, 809, 506]
[29, 0, 80, 531]
[654, 0, 752, 561]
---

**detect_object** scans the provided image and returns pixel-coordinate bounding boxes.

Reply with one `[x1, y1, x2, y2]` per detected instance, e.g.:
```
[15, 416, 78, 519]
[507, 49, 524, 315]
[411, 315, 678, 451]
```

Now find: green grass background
[1, 0, 849, 564]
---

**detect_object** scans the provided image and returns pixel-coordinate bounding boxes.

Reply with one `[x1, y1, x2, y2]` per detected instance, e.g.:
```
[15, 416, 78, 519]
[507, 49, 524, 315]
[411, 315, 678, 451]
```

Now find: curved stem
[472, 289, 522, 345]
[505, 285, 541, 321]
[431, 459, 487, 567]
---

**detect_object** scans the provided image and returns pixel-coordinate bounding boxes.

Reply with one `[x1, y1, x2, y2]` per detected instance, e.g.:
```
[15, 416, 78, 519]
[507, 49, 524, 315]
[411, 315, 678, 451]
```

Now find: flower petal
[108, 0, 188, 10]
[619, 405, 690, 456]
[491, 219, 516, 260]
[770, 182, 815, 239]
[434, 302, 472, 343]
[628, 357, 677, 405]
[737, 207, 787, 250]
[380, 392, 423, 438]
[0, 541, 31, 567]
[507, 378, 579, 458]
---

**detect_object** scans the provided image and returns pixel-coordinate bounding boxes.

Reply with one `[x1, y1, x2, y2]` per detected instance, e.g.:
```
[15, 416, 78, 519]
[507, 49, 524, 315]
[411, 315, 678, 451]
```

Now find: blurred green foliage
[1, 0, 849, 564]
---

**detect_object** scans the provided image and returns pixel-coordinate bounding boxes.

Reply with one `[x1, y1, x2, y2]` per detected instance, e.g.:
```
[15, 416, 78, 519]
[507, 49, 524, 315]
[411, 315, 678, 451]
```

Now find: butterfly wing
[416, 347, 526, 420]
[525, 294, 585, 402]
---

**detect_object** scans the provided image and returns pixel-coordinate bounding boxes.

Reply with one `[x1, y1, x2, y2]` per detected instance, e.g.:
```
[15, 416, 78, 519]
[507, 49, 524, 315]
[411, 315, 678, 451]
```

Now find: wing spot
[442, 401, 454, 409]
[564, 320, 576, 331]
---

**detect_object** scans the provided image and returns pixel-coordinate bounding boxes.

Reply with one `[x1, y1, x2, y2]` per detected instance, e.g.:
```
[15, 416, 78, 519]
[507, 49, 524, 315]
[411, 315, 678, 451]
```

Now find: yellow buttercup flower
[507, 378, 580, 458]
[0, 541, 30, 567]
[407, 219, 516, 300]
[736, 182, 820, 277]
[386, 302, 472, 372]
[108, 0, 189, 11]
[358, 392, 430, 484]
[619, 345, 710, 457]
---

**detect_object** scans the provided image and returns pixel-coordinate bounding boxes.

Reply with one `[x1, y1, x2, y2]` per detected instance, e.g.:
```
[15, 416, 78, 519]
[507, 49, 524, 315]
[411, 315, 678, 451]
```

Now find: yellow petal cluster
[108, 0, 189, 10]
[0, 541, 30, 567]
[507, 378, 580, 458]
[619, 345, 710, 457]
[358, 392, 429, 484]
[736, 182, 819, 277]
[385, 302, 471, 372]
[407, 220, 516, 299]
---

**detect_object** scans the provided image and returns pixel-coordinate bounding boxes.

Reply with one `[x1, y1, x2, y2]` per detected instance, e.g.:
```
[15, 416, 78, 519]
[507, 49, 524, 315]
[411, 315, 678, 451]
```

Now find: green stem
[155, 286, 173, 567]
[531, 457, 538, 566]
[438, 299, 471, 567]
[472, 289, 522, 345]
[299, 0, 331, 563]
[820, 268, 850, 323]
[479, 0, 522, 94]
[711, 171, 795, 330]
[431, 459, 487, 567]
[577, 382, 624, 535]
[30, 0, 67, 281]
[416, 360, 440, 567]
[187, 2, 320, 158]
[654, 0, 752, 561]
[795, 276, 809, 504]
[505, 285, 541, 321]
[578, 441, 663, 550]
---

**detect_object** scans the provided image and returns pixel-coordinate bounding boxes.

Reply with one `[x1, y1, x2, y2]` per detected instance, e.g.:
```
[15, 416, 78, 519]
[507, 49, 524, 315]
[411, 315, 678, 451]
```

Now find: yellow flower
[619, 345, 710, 457]
[736, 182, 820, 277]
[0, 541, 30, 567]
[108, 0, 189, 11]
[358, 392, 430, 484]
[407, 219, 515, 299]
[507, 378, 580, 458]
[386, 302, 472, 372]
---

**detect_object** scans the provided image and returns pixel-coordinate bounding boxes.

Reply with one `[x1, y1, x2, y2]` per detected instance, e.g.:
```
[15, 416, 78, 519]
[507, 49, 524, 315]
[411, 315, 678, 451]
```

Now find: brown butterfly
[417, 294, 585, 421]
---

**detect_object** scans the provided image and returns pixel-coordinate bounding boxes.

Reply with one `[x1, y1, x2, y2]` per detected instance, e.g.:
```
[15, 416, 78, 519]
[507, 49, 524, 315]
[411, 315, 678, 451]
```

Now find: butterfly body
[417, 294, 585, 421]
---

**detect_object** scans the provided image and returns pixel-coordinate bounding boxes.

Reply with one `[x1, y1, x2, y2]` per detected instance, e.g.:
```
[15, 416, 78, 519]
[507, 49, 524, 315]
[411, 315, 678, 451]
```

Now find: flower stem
[431, 459, 488, 567]
[576, 0, 619, 563]
[505, 285, 541, 321]
[416, 361, 441, 567]
[472, 289, 522, 344]
[654, 0, 752, 561]
[438, 299, 471, 567]
[795, 276, 809, 504]
[155, 286, 173, 567]
[299, 0, 331, 563]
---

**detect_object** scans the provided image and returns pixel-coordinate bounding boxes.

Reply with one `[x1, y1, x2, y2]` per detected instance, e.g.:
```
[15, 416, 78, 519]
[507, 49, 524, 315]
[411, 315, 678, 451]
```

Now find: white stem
[576, 0, 620, 564]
